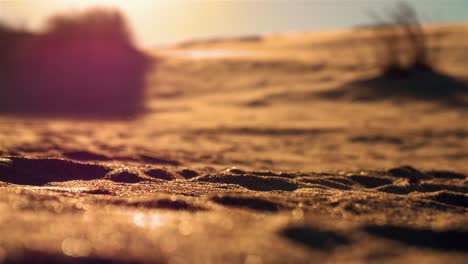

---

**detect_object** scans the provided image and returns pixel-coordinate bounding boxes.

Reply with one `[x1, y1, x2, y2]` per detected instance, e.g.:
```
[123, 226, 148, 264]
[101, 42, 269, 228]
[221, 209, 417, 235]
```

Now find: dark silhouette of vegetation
[367, 2, 432, 76]
[318, 2, 468, 106]
[0, 8, 152, 118]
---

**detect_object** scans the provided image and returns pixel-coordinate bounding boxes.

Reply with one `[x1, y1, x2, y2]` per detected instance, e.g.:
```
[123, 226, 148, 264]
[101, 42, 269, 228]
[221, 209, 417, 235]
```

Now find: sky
[0, 0, 467, 46]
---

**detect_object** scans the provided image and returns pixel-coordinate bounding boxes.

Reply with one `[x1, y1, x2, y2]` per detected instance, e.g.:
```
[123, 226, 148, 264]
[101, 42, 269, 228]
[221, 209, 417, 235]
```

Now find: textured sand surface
[0, 24, 467, 263]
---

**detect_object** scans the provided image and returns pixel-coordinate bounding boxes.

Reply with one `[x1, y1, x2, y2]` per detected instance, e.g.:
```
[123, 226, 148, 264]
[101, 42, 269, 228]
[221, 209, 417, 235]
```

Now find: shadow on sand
[0, 8, 153, 119]
[317, 65, 468, 107]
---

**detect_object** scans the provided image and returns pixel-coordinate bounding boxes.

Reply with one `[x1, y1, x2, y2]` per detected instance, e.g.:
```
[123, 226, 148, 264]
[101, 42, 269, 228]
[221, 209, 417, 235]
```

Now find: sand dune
[1, 23, 468, 263]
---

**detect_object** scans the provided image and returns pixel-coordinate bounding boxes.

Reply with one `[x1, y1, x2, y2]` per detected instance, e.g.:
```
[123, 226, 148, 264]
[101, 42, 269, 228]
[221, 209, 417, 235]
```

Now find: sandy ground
[0, 24, 468, 263]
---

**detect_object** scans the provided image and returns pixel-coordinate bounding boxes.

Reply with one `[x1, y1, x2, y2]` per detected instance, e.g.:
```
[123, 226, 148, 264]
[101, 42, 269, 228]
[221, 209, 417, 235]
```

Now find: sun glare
[3, 0, 174, 46]
[58, 0, 175, 45]
[64, 0, 135, 10]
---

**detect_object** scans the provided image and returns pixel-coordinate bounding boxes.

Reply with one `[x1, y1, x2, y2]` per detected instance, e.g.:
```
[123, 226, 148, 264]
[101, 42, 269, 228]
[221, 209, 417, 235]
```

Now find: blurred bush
[367, 2, 434, 76]
[317, 2, 467, 105]
[0, 8, 152, 118]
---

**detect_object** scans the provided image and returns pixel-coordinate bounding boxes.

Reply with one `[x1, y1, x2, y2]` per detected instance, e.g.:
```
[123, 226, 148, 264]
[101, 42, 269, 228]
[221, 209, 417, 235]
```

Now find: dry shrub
[317, 2, 467, 105]
[368, 2, 434, 76]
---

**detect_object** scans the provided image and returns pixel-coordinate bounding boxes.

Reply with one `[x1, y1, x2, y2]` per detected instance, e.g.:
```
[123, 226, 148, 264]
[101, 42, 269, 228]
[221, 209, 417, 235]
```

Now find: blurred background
[0, 0, 467, 170]
[1, 0, 467, 46]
